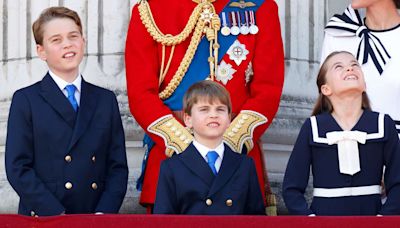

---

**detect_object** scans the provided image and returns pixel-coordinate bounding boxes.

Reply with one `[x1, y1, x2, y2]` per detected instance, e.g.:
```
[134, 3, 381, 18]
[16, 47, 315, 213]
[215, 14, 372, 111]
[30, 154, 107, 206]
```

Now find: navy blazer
[5, 73, 128, 216]
[154, 143, 265, 215]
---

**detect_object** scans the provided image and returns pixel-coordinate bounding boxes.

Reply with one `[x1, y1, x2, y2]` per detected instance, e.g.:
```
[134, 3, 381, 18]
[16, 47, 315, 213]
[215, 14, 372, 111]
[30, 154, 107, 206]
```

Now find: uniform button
[31, 211, 35, 216]
[91, 182, 98, 190]
[92, 156, 96, 162]
[206, 198, 212, 206]
[65, 155, 72, 163]
[65, 182, 73, 190]
[226, 199, 233, 207]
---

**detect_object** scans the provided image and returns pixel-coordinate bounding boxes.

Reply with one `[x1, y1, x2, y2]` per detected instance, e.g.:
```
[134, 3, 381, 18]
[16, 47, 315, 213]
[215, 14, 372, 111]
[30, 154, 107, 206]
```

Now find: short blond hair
[32, 6, 82, 45]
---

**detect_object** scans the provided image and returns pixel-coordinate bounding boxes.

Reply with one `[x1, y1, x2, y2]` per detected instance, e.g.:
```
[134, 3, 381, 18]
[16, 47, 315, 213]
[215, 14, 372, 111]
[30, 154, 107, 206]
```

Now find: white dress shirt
[49, 70, 82, 106]
[192, 140, 224, 173]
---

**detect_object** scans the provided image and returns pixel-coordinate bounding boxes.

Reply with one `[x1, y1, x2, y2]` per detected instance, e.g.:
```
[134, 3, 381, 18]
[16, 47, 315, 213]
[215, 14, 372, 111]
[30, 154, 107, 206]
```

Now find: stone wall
[0, 0, 349, 214]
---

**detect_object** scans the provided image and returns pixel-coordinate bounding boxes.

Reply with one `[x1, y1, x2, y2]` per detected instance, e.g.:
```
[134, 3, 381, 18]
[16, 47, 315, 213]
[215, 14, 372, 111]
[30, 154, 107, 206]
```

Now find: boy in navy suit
[154, 80, 264, 215]
[5, 7, 128, 216]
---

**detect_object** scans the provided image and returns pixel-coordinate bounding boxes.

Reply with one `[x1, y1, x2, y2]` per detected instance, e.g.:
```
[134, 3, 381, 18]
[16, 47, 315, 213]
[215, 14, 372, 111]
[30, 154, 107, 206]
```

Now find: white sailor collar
[309, 110, 387, 176]
[310, 111, 385, 145]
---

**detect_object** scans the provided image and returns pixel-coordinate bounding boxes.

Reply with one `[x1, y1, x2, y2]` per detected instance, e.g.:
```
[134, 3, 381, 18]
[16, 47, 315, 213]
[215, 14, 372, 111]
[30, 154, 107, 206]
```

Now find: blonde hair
[311, 51, 371, 116]
[32, 7, 82, 45]
[183, 80, 232, 115]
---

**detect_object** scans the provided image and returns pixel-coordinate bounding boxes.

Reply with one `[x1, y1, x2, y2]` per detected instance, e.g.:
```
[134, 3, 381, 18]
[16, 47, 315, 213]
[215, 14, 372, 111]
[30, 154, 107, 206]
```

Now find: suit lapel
[39, 73, 77, 129]
[68, 79, 97, 151]
[208, 145, 242, 196]
[179, 144, 215, 187]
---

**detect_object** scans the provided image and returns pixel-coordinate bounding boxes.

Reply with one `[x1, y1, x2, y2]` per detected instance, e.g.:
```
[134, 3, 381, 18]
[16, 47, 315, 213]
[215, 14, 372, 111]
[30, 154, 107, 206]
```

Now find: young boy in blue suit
[5, 7, 128, 216]
[154, 80, 264, 215]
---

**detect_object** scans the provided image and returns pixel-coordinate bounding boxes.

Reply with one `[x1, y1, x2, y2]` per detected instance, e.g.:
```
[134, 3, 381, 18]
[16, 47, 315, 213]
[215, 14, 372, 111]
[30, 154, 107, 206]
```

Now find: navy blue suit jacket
[5, 73, 128, 216]
[154, 143, 265, 215]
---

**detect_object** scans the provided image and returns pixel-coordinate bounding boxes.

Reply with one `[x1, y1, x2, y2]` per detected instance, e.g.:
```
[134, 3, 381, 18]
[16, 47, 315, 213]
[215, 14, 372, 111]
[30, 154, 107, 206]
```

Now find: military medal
[221, 12, 231, 36]
[216, 60, 237, 85]
[230, 12, 240, 35]
[249, 10, 259, 35]
[229, 0, 256, 8]
[227, 40, 249, 66]
[240, 11, 250, 35]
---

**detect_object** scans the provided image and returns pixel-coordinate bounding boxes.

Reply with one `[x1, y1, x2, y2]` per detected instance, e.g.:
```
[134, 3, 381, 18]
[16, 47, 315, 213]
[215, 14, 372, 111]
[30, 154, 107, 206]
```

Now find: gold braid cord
[138, 0, 221, 100]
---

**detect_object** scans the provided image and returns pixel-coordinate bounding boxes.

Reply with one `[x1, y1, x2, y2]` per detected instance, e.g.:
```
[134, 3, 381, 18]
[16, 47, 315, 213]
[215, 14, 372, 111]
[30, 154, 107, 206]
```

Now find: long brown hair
[311, 51, 371, 116]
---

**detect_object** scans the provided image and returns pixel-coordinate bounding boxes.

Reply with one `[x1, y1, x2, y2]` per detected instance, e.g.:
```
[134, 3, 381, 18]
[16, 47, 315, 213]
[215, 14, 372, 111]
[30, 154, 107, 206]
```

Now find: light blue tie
[206, 151, 219, 175]
[65, 85, 78, 112]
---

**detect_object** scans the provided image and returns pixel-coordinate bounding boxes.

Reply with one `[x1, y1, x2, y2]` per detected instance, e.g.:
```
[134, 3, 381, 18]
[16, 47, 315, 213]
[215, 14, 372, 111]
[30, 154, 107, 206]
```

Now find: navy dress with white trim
[282, 110, 400, 215]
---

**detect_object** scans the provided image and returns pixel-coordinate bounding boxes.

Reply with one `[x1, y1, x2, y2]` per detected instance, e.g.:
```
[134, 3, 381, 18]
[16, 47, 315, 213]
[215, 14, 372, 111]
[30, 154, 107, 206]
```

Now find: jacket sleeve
[282, 119, 314, 215]
[226, 0, 284, 152]
[95, 93, 129, 213]
[5, 91, 65, 216]
[125, 5, 178, 151]
[380, 115, 400, 215]
[245, 158, 266, 215]
[153, 159, 178, 214]
[245, 0, 284, 138]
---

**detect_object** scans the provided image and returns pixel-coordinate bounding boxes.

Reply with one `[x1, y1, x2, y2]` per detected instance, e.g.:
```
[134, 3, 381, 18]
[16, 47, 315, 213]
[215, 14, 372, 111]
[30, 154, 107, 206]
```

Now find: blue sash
[164, 0, 265, 111]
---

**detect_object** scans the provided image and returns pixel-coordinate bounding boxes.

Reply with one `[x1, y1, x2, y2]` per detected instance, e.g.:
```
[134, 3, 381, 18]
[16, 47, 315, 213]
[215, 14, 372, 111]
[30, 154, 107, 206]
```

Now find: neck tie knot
[65, 84, 78, 112]
[206, 151, 219, 175]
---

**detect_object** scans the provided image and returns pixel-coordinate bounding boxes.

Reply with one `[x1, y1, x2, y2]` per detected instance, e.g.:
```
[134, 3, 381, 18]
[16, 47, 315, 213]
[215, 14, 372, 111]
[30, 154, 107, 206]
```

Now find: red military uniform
[125, 0, 284, 215]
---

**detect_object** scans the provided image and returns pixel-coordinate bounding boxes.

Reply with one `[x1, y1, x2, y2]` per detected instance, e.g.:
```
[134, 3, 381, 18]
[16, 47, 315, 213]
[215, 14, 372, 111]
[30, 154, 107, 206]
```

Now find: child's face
[36, 18, 85, 78]
[321, 52, 366, 97]
[184, 98, 231, 145]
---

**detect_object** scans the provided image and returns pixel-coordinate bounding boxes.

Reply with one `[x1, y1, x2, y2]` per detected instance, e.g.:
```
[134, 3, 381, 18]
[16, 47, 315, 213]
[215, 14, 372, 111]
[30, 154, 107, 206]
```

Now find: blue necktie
[65, 85, 78, 112]
[206, 151, 219, 175]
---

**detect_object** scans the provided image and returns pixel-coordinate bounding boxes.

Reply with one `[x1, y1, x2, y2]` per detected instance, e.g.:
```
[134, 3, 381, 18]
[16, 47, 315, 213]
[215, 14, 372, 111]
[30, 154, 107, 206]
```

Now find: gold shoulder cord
[138, 0, 221, 100]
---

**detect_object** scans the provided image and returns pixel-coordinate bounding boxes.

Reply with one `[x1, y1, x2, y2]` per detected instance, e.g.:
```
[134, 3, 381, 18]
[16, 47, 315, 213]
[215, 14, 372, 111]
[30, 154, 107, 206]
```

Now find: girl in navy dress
[282, 51, 400, 216]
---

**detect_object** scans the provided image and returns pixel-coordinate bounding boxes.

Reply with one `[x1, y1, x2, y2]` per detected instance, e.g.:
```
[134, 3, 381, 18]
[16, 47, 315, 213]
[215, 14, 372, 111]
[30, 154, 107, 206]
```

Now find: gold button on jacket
[92, 156, 96, 162]
[65, 155, 72, 162]
[65, 182, 73, 189]
[206, 199, 212, 206]
[226, 199, 233, 207]
[91, 182, 98, 190]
